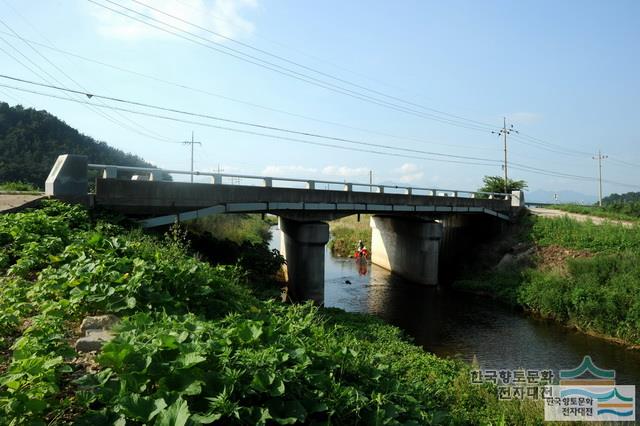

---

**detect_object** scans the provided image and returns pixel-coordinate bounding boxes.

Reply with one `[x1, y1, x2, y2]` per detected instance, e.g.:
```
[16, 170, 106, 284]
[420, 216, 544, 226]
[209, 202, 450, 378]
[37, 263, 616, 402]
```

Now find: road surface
[529, 207, 635, 228]
[0, 193, 46, 213]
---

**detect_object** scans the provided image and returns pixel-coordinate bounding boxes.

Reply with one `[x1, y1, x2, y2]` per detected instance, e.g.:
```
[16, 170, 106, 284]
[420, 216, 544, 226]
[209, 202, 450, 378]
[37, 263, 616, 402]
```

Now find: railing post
[102, 167, 117, 179]
[378, 186, 385, 194]
[453, 191, 458, 197]
[470, 193, 476, 199]
[306, 181, 316, 190]
[343, 183, 352, 192]
[405, 188, 412, 195]
[211, 174, 223, 185]
[262, 178, 273, 187]
[149, 171, 160, 181]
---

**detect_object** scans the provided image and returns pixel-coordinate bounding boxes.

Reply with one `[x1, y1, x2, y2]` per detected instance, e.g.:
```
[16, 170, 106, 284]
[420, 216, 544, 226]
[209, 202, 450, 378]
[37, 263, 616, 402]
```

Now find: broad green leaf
[190, 412, 222, 424]
[155, 397, 190, 426]
[119, 394, 167, 421]
[176, 352, 206, 369]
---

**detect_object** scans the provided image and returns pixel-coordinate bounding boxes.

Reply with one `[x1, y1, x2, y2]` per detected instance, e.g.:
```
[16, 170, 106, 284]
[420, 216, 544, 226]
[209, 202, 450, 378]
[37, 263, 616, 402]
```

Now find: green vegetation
[0, 102, 157, 189]
[0, 181, 40, 193]
[478, 175, 527, 194]
[455, 216, 640, 346]
[0, 202, 543, 424]
[328, 215, 372, 257]
[603, 191, 640, 204]
[549, 203, 640, 222]
[188, 213, 273, 244]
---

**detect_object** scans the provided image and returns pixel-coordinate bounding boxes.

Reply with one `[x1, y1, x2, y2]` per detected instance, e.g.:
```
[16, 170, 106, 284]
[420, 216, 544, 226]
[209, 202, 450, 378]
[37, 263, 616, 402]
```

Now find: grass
[549, 203, 640, 222]
[454, 215, 640, 346]
[530, 215, 640, 253]
[0, 181, 41, 193]
[187, 213, 273, 244]
[0, 202, 545, 424]
[328, 214, 372, 257]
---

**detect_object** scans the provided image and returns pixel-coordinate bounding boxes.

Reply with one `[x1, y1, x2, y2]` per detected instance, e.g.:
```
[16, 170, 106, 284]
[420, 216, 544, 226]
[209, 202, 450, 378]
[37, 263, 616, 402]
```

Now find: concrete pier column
[279, 217, 330, 304]
[370, 216, 443, 285]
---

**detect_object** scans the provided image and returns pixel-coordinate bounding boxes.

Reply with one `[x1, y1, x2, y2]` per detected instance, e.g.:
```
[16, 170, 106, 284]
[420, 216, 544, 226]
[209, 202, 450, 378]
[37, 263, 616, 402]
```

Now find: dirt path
[0, 193, 46, 213]
[529, 207, 636, 228]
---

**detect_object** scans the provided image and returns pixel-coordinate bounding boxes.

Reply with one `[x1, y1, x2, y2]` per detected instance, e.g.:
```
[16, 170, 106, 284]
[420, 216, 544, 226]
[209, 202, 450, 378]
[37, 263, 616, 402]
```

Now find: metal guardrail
[88, 164, 512, 201]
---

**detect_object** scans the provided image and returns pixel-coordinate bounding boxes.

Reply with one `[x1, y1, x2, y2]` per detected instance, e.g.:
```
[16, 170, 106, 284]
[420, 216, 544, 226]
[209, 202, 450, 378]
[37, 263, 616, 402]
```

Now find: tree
[0, 101, 160, 189]
[478, 175, 527, 195]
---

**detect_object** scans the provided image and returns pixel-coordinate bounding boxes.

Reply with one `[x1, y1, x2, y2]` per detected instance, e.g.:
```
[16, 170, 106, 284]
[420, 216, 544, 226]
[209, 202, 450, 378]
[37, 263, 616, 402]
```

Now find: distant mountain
[0, 102, 156, 189]
[526, 189, 598, 205]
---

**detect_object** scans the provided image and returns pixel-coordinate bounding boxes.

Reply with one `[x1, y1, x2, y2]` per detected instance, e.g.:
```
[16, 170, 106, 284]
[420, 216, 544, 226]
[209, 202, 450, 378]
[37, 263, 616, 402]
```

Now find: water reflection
[270, 226, 640, 388]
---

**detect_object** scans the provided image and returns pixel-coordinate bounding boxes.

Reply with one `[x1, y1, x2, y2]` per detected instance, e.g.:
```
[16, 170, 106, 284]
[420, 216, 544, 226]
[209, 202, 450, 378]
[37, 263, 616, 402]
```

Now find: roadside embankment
[454, 214, 640, 348]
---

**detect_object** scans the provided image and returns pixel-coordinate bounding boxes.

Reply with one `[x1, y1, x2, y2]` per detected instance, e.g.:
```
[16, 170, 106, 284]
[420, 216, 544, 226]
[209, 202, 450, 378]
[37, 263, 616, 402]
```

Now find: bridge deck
[94, 178, 512, 219]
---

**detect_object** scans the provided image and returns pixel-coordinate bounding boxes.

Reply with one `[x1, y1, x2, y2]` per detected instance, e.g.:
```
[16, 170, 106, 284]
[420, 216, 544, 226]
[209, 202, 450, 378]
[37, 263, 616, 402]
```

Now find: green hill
[0, 102, 156, 189]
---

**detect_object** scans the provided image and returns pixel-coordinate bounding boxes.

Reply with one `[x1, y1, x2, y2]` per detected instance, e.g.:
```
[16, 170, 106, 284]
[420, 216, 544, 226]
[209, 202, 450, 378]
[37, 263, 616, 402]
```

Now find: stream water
[270, 226, 640, 395]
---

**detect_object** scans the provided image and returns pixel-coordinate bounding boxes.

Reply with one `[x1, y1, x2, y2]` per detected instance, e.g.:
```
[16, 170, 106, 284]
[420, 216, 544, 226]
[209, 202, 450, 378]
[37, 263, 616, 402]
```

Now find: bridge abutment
[370, 216, 443, 285]
[279, 217, 330, 304]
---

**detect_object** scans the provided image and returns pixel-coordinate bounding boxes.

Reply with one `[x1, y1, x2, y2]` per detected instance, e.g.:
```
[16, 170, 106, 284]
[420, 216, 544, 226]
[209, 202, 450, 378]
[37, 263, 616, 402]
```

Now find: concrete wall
[370, 216, 443, 285]
[45, 155, 89, 204]
[279, 217, 330, 304]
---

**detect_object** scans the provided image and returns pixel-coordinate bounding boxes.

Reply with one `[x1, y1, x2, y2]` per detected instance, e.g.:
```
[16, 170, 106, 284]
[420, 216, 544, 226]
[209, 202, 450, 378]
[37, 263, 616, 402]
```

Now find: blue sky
[0, 0, 638, 200]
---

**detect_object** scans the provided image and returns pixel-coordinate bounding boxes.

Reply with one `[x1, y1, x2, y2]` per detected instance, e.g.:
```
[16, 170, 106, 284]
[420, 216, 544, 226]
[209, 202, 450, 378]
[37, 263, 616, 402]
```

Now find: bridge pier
[279, 217, 330, 304]
[370, 216, 443, 285]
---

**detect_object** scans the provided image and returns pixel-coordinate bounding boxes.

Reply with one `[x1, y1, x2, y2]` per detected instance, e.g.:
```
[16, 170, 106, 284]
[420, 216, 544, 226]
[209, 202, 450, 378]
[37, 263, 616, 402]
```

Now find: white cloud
[321, 165, 369, 178]
[90, 0, 257, 41]
[395, 163, 424, 183]
[262, 165, 317, 176]
[507, 112, 542, 125]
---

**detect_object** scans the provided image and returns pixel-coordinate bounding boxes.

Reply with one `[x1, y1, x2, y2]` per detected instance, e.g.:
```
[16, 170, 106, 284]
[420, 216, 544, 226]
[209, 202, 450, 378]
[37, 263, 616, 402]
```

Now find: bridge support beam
[279, 217, 330, 304]
[370, 216, 443, 285]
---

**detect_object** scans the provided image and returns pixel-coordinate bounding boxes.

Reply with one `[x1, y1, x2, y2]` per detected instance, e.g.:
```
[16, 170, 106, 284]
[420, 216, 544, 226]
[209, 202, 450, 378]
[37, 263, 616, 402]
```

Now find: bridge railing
[88, 164, 512, 200]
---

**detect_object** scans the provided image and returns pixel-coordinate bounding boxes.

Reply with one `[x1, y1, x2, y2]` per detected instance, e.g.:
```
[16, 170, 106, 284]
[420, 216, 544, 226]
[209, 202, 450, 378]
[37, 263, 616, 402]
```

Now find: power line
[593, 150, 608, 206]
[5, 79, 639, 190]
[0, 74, 506, 165]
[126, 0, 498, 131]
[182, 131, 202, 183]
[0, 29, 499, 154]
[0, 81, 504, 169]
[86, 0, 499, 134]
[0, 17, 176, 144]
[90, 0, 613, 164]
[491, 117, 519, 192]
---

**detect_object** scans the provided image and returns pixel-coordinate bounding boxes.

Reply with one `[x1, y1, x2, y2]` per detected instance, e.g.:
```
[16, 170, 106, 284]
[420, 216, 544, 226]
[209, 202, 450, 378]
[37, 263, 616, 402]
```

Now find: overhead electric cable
[0, 29, 496, 153]
[86, 0, 498, 133]
[0, 74, 505, 164]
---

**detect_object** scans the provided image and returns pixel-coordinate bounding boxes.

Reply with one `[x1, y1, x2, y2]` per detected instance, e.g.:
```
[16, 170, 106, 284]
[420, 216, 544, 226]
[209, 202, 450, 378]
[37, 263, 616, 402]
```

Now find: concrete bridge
[46, 154, 524, 304]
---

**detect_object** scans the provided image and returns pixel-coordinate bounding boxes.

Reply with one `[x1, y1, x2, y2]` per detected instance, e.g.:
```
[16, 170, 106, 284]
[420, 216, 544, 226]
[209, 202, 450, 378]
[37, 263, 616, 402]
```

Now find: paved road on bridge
[0, 193, 45, 213]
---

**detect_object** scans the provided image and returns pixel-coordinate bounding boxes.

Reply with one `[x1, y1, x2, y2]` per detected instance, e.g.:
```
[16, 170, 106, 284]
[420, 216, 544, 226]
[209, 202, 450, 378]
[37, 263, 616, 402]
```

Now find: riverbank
[0, 202, 543, 424]
[453, 214, 640, 348]
[328, 214, 372, 257]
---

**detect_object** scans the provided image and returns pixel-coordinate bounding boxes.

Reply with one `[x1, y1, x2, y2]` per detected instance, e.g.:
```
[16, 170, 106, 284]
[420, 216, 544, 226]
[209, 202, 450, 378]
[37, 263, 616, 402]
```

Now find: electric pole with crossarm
[182, 131, 202, 183]
[492, 117, 519, 194]
[593, 149, 608, 206]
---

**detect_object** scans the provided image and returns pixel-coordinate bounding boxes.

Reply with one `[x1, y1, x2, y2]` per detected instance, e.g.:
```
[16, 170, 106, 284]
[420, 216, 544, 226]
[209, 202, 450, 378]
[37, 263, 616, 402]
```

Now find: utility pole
[492, 117, 519, 193]
[182, 131, 202, 183]
[593, 149, 608, 206]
